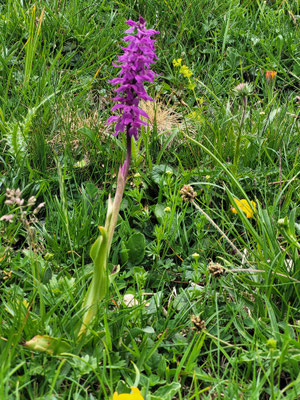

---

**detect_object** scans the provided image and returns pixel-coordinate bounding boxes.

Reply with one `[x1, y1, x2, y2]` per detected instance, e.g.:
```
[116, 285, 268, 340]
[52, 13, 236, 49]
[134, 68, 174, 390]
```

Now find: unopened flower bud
[278, 217, 288, 228]
[44, 253, 54, 261]
[33, 202, 45, 214]
[15, 198, 24, 206]
[27, 196, 37, 207]
[266, 338, 277, 351]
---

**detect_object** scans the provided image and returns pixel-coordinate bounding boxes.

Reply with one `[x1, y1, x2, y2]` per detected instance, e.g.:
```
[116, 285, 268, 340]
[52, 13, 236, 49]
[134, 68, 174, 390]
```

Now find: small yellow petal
[179, 65, 193, 78]
[231, 199, 256, 218]
[109, 388, 144, 400]
[172, 58, 182, 67]
[130, 387, 144, 400]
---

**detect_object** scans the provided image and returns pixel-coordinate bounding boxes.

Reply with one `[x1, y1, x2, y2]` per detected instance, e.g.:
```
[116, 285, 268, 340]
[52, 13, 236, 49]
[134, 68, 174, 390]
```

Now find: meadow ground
[0, 1, 299, 399]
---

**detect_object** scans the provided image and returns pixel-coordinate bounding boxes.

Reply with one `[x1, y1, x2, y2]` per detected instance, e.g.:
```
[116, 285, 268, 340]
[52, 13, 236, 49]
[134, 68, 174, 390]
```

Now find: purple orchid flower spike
[104, 17, 158, 273]
[77, 18, 158, 339]
[107, 16, 159, 150]
[104, 16, 158, 272]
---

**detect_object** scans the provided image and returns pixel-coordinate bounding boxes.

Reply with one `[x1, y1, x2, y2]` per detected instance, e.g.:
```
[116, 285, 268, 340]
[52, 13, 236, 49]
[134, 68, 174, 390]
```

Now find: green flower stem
[233, 95, 247, 175]
[270, 349, 275, 400]
[78, 130, 132, 338]
[107, 130, 131, 252]
[191, 199, 246, 261]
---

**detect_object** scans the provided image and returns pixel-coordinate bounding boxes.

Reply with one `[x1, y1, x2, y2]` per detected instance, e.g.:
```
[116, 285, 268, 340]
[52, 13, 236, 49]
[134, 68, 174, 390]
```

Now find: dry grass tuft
[140, 100, 181, 133]
[49, 106, 102, 151]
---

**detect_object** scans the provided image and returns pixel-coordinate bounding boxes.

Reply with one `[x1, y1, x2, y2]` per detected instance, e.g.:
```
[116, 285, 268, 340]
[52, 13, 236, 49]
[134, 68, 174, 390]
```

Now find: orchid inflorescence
[107, 17, 159, 142]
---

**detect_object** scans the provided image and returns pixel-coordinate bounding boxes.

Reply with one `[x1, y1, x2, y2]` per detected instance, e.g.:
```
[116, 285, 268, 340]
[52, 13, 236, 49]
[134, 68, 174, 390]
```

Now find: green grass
[0, 0, 299, 399]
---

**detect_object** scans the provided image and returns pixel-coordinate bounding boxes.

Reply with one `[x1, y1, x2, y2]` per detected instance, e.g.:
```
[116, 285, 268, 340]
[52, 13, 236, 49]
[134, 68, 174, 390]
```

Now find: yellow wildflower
[179, 64, 193, 78]
[109, 387, 144, 400]
[231, 199, 256, 219]
[187, 110, 204, 123]
[172, 58, 182, 67]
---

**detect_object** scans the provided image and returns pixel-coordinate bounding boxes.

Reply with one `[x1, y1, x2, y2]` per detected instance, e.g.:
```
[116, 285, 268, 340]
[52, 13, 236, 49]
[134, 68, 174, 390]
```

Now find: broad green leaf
[151, 164, 174, 186]
[151, 382, 181, 400]
[127, 232, 146, 265]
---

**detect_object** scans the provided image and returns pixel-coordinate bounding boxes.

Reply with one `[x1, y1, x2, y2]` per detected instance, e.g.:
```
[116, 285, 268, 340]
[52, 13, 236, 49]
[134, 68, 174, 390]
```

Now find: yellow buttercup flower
[173, 58, 182, 67]
[231, 199, 256, 219]
[110, 387, 144, 400]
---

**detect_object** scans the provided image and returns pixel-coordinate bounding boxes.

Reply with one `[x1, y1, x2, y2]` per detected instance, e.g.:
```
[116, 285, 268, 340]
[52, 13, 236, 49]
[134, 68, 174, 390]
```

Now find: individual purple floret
[106, 17, 159, 140]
